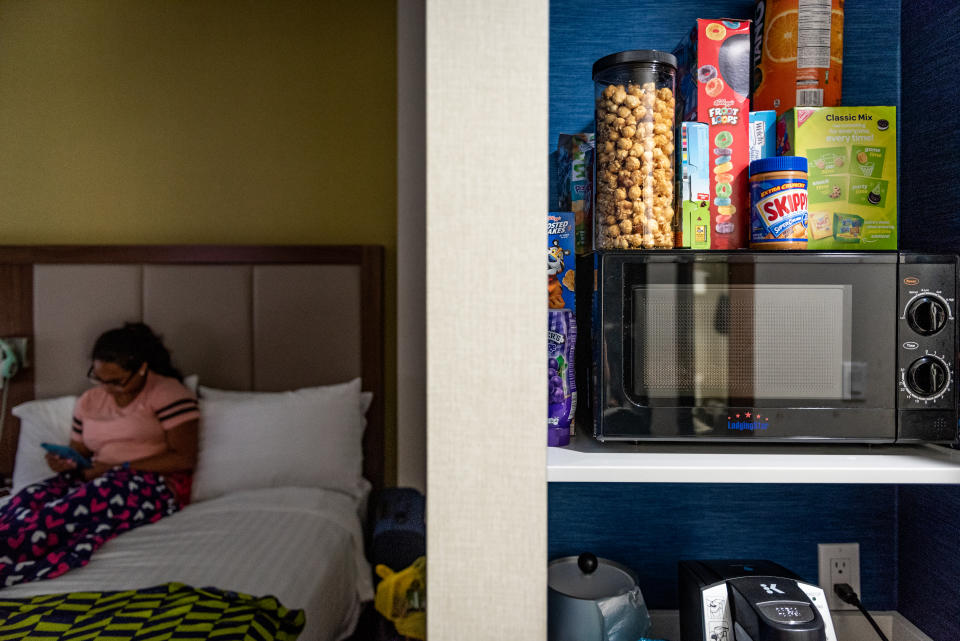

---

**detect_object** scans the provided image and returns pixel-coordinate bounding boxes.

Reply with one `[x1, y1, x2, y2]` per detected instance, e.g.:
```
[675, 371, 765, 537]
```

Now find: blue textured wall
[548, 1, 960, 634]
[898, 1, 960, 639]
[899, 0, 960, 253]
[898, 485, 960, 641]
[549, 0, 751, 209]
[548, 483, 898, 609]
[547, 0, 905, 615]
[548, 0, 901, 208]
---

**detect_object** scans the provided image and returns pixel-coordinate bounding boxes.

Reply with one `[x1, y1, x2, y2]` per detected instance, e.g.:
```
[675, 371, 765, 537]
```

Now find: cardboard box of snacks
[557, 133, 595, 254]
[749, 110, 777, 170]
[678, 122, 711, 249]
[777, 106, 897, 249]
[752, 0, 844, 116]
[547, 211, 576, 311]
[674, 19, 751, 249]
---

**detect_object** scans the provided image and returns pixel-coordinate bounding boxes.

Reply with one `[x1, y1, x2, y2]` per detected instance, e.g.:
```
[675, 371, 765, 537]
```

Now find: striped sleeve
[71, 392, 90, 442]
[151, 378, 200, 430]
[155, 397, 200, 427]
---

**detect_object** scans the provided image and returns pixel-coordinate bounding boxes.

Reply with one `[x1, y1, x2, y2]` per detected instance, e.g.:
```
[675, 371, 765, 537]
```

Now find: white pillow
[199, 381, 373, 414]
[10, 395, 77, 491]
[192, 377, 368, 503]
[182, 374, 199, 394]
[8, 374, 198, 492]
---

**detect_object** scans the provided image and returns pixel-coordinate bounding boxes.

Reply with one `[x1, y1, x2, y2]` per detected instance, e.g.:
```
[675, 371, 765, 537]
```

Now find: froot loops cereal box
[674, 19, 752, 249]
[777, 106, 897, 249]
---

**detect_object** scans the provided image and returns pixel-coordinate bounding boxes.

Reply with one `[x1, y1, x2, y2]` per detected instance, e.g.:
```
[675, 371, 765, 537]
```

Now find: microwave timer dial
[902, 353, 953, 401]
[904, 293, 952, 336]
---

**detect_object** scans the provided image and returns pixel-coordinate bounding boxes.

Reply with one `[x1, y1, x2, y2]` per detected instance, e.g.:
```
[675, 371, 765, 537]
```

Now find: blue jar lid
[750, 156, 808, 175]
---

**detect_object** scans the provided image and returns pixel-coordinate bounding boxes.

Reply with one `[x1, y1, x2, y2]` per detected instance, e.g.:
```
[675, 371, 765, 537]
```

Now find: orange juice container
[752, 0, 844, 116]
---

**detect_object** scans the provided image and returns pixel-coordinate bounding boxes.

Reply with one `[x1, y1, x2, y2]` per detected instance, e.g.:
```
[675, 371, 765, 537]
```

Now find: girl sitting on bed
[0, 322, 199, 588]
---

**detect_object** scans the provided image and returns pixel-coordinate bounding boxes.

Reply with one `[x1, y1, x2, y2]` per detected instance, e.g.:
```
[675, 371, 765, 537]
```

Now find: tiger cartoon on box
[548, 240, 569, 309]
[547, 211, 576, 311]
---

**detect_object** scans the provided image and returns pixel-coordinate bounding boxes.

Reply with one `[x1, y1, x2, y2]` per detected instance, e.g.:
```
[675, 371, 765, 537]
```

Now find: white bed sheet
[0, 486, 374, 641]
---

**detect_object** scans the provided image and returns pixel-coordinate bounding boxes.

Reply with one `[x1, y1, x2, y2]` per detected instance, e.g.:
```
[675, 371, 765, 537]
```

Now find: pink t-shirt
[71, 371, 199, 466]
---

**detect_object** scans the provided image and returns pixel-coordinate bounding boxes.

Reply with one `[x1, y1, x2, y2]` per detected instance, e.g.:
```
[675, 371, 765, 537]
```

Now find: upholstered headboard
[0, 245, 385, 489]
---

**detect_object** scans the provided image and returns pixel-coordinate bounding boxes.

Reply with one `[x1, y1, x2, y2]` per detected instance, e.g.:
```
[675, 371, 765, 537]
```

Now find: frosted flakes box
[674, 19, 752, 249]
[679, 122, 711, 249]
[548, 211, 575, 311]
[557, 133, 595, 254]
[777, 106, 897, 249]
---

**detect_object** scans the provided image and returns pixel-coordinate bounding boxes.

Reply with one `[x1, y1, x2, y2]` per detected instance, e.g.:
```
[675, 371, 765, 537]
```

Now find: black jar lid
[592, 50, 677, 79]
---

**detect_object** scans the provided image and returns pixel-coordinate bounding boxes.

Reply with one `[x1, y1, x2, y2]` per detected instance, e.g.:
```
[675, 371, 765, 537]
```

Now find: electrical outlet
[818, 542, 861, 611]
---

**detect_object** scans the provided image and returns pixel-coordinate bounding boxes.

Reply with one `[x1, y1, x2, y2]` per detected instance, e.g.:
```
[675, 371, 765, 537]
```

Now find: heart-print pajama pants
[0, 467, 181, 588]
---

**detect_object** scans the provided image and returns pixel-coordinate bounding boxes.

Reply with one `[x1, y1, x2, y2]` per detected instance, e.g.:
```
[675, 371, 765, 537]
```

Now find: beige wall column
[426, 0, 548, 638]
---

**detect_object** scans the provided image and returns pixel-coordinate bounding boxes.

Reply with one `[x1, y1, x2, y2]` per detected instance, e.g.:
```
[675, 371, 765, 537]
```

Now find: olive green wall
[0, 0, 398, 481]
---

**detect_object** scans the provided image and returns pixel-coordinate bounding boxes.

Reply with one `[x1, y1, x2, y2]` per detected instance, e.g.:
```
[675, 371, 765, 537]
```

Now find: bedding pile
[0, 468, 181, 587]
[0, 582, 304, 641]
[0, 487, 373, 641]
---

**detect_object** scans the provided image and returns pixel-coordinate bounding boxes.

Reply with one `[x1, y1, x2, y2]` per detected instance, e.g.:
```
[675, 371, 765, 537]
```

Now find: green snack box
[808, 175, 848, 206]
[777, 106, 897, 249]
[805, 146, 849, 177]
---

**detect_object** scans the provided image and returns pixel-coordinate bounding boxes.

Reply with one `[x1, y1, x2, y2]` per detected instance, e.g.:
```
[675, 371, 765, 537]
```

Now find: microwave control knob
[906, 356, 950, 398]
[906, 295, 949, 336]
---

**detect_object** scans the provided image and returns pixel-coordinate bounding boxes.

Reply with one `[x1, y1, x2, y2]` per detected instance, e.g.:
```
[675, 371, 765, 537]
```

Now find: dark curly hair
[91, 322, 183, 381]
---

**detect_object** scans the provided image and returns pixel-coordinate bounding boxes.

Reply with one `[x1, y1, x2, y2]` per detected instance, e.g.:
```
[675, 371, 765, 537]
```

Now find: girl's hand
[45, 452, 77, 474]
[82, 461, 113, 482]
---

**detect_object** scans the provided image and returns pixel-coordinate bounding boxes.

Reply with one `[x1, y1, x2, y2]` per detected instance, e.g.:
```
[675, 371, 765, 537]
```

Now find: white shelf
[548, 436, 960, 484]
[648, 610, 932, 641]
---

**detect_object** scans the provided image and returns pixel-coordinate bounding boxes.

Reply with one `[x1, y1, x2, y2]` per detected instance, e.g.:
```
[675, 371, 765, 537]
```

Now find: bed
[0, 245, 386, 641]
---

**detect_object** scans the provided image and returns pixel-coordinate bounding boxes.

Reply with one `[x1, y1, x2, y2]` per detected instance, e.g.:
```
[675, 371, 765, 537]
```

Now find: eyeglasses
[87, 365, 137, 388]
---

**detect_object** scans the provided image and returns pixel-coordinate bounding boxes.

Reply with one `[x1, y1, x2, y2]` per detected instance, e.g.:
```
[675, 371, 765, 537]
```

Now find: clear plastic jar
[593, 50, 677, 249]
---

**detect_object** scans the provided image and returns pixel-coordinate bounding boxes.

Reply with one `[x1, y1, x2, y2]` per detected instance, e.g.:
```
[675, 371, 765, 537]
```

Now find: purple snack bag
[548, 309, 577, 447]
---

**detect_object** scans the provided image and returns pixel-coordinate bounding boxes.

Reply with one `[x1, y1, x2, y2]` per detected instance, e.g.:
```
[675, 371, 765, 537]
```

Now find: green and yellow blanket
[0, 583, 304, 641]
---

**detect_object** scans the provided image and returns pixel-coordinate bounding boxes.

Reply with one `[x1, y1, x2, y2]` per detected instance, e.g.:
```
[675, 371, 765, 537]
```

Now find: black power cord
[834, 583, 890, 641]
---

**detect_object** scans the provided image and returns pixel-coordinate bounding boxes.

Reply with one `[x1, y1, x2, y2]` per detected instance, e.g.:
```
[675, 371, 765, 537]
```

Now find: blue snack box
[557, 133, 595, 255]
[749, 110, 777, 171]
[547, 211, 575, 312]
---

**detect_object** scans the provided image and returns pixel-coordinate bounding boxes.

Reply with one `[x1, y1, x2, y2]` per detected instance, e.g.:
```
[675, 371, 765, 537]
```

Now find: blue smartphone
[41, 443, 92, 469]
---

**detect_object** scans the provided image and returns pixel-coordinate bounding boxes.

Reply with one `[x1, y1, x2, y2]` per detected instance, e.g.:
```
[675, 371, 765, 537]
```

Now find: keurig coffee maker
[679, 560, 836, 641]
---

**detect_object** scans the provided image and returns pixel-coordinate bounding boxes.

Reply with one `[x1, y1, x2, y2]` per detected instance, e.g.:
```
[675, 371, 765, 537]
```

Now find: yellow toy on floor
[375, 556, 426, 640]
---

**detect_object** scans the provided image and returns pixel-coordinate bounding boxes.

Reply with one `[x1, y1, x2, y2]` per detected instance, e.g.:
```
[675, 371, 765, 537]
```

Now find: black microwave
[576, 251, 958, 444]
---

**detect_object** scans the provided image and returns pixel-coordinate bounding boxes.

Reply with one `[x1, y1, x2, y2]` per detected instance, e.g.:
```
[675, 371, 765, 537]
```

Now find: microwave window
[631, 284, 853, 400]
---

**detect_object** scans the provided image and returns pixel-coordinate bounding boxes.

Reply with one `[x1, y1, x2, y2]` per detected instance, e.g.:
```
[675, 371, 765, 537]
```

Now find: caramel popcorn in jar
[592, 51, 678, 249]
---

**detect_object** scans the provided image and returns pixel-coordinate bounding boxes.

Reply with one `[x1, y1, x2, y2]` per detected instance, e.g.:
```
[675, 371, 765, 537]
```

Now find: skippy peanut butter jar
[749, 156, 809, 249]
[674, 19, 752, 249]
[777, 106, 897, 249]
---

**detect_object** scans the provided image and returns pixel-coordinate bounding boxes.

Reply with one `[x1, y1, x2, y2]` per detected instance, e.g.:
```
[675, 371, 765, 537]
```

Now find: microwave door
[633, 286, 848, 399]
[607, 253, 897, 441]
